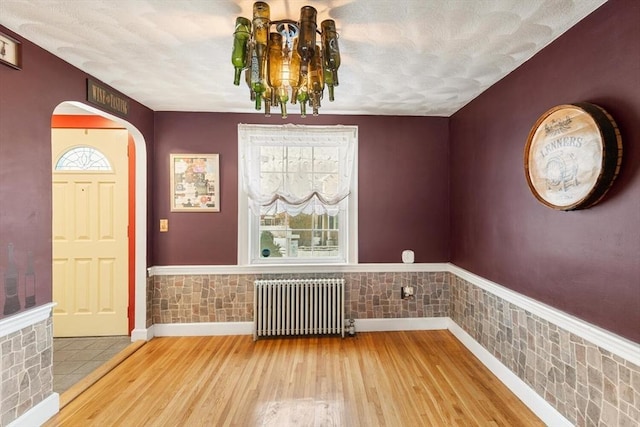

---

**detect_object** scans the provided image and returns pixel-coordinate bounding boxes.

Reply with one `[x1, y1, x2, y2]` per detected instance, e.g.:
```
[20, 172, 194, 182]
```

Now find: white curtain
[238, 124, 357, 216]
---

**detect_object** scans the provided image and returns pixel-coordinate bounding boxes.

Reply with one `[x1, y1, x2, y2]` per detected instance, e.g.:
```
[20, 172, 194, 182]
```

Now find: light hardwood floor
[45, 330, 544, 426]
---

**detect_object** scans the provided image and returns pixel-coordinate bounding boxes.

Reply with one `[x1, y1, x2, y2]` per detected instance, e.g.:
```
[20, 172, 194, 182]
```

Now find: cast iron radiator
[253, 278, 345, 340]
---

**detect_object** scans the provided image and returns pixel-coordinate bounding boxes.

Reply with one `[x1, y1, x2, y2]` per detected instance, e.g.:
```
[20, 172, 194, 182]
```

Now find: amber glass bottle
[297, 6, 317, 75]
[251, 1, 270, 110]
[252, 2, 270, 57]
[267, 33, 288, 117]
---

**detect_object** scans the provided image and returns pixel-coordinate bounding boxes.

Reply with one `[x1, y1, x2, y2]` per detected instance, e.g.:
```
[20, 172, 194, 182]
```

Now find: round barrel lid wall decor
[524, 102, 622, 210]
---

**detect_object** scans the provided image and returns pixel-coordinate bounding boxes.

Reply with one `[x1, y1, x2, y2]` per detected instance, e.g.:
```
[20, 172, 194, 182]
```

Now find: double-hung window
[238, 124, 358, 264]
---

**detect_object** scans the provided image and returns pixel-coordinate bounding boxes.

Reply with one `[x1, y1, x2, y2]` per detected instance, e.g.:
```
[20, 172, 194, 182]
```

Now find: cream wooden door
[52, 128, 128, 337]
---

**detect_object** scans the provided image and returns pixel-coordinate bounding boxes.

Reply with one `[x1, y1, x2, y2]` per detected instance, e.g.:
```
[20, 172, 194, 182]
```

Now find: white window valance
[238, 124, 357, 216]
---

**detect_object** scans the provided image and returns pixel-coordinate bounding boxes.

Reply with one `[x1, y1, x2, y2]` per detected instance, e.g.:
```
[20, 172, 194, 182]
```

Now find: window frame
[237, 125, 358, 266]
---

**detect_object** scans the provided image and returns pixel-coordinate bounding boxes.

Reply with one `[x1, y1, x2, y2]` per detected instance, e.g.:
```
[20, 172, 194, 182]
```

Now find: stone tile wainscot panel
[450, 275, 640, 427]
[0, 316, 53, 426]
[151, 272, 450, 324]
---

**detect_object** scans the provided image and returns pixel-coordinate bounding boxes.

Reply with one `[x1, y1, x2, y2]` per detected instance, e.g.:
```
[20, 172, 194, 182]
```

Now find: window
[238, 124, 358, 264]
[55, 146, 112, 171]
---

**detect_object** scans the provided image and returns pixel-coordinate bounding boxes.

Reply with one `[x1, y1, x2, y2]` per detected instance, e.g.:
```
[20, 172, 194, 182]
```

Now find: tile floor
[53, 336, 132, 394]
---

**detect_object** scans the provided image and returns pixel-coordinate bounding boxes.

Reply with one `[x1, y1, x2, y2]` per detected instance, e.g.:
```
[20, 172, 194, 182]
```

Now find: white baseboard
[153, 322, 253, 337]
[8, 392, 59, 427]
[150, 318, 449, 337]
[131, 327, 154, 341]
[447, 320, 572, 427]
[355, 317, 449, 332]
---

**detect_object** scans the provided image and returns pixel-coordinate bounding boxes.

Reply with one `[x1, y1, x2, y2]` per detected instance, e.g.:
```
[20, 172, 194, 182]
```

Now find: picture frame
[170, 154, 220, 212]
[0, 31, 22, 70]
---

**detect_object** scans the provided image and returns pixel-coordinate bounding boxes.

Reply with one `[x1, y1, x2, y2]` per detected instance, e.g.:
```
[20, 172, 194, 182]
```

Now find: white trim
[354, 317, 449, 332]
[448, 264, 640, 367]
[151, 319, 449, 337]
[8, 393, 59, 427]
[237, 124, 359, 266]
[131, 327, 154, 341]
[153, 322, 253, 336]
[56, 101, 148, 341]
[448, 320, 572, 427]
[132, 126, 148, 337]
[0, 303, 55, 337]
[148, 262, 449, 276]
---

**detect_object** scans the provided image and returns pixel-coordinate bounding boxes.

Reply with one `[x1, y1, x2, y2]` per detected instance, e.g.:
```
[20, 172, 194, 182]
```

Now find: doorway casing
[52, 101, 149, 340]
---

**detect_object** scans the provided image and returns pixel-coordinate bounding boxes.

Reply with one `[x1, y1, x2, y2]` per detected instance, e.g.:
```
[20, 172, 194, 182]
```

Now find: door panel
[52, 128, 128, 337]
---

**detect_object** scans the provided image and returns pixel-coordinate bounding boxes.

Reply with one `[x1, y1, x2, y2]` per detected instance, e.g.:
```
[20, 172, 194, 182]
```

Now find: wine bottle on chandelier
[308, 46, 325, 116]
[297, 6, 317, 76]
[321, 19, 340, 102]
[232, 2, 341, 116]
[231, 17, 251, 86]
[267, 32, 289, 118]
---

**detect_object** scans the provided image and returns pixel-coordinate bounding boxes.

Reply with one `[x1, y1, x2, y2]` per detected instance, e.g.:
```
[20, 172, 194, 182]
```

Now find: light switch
[160, 219, 169, 232]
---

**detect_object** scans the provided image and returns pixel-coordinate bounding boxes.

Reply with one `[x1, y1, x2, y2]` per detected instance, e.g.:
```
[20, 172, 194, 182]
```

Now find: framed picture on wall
[170, 154, 220, 212]
[0, 31, 22, 70]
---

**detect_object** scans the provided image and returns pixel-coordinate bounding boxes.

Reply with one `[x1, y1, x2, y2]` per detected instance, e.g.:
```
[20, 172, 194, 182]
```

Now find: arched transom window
[55, 146, 112, 171]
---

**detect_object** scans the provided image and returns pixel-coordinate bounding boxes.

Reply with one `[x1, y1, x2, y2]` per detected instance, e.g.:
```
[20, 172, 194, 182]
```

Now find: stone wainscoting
[151, 272, 450, 324]
[451, 275, 640, 427]
[151, 268, 639, 427]
[0, 315, 53, 426]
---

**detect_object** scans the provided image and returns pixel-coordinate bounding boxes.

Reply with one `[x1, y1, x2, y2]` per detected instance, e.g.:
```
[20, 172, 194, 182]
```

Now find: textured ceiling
[0, 0, 606, 116]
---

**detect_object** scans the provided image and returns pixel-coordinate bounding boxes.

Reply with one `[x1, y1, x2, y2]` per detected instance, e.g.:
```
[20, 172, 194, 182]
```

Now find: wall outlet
[401, 286, 414, 300]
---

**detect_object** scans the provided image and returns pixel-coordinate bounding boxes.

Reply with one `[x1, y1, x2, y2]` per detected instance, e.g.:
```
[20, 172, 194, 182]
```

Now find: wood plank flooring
[45, 330, 544, 426]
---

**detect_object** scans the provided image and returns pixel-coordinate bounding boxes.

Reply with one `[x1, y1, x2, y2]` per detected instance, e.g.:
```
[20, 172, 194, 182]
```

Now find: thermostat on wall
[402, 250, 414, 264]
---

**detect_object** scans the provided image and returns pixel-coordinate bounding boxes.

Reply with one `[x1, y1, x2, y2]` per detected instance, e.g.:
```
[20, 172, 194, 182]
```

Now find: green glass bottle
[321, 19, 340, 101]
[289, 38, 302, 105]
[231, 17, 251, 86]
[296, 73, 309, 117]
[263, 87, 272, 117]
[323, 67, 336, 102]
[308, 46, 324, 115]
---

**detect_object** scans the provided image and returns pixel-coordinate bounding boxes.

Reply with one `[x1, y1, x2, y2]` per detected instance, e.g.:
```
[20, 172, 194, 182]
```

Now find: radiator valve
[347, 319, 356, 336]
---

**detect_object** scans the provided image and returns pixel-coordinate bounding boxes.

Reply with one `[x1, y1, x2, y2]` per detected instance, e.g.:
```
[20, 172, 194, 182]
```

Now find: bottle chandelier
[232, 1, 341, 118]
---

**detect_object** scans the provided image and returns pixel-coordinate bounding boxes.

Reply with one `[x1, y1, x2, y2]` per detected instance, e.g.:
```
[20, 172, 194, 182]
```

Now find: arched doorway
[53, 101, 151, 341]
[50, 101, 148, 392]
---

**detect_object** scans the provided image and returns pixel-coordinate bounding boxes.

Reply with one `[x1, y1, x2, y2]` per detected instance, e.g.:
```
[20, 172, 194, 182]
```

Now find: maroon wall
[0, 26, 155, 320]
[450, 0, 640, 342]
[153, 113, 450, 265]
